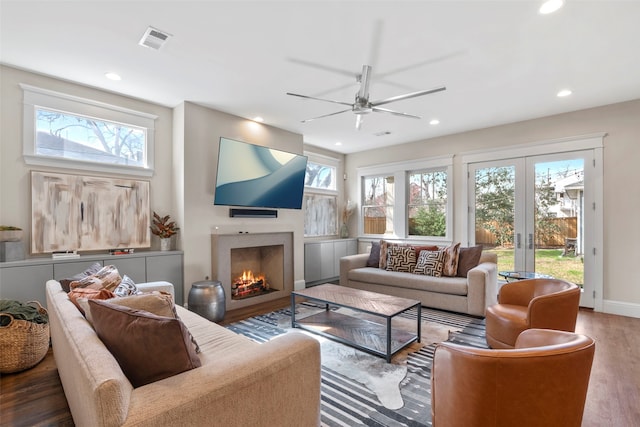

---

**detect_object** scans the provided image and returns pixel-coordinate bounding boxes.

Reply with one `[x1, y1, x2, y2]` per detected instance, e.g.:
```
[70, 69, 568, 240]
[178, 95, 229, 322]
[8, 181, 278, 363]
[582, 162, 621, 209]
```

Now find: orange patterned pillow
[68, 287, 116, 315]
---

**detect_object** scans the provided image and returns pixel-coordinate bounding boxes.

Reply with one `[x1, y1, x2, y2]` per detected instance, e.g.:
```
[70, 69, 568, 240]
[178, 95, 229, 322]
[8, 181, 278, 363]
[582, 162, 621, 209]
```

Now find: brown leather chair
[431, 329, 595, 427]
[485, 278, 580, 349]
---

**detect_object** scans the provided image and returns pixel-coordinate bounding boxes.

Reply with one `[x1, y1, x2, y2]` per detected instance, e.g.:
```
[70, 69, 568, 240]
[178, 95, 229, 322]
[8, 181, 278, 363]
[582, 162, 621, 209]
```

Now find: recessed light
[539, 0, 564, 15]
[335, 141, 342, 146]
[252, 116, 264, 122]
[557, 89, 573, 97]
[104, 72, 121, 81]
[429, 119, 440, 125]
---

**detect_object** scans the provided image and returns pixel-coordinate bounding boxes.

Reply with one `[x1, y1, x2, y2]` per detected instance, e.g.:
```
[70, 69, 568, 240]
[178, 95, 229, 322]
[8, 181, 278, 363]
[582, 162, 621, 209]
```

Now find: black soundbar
[229, 208, 278, 218]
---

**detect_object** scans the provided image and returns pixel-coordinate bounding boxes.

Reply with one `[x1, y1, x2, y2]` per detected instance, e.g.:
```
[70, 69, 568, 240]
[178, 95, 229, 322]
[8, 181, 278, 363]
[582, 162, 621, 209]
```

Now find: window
[362, 175, 395, 235]
[21, 84, 157, 176]
[408, 169, 447, 237]
[304, 156, 339, 237]
[358, 156, 453, 240]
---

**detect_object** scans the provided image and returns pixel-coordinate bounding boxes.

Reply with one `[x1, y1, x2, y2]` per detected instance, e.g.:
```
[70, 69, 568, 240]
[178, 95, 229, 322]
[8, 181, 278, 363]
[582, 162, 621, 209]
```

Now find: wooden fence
[364, 217, 387, 234]
[476, 217, 577, 248]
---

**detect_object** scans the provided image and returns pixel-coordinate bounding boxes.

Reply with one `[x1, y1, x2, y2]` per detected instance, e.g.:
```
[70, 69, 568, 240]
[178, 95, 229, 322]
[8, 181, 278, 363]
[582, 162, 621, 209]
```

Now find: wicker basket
[0, 300, 50, 374]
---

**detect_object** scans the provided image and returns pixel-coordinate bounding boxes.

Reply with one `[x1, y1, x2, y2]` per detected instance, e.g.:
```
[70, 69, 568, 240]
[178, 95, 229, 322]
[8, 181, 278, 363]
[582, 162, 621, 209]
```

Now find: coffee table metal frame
[291, 284, 421, 362]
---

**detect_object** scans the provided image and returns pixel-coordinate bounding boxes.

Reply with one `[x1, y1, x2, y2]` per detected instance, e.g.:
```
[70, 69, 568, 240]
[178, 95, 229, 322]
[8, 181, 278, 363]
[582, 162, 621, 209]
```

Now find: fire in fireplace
[231, 270, 273, 299]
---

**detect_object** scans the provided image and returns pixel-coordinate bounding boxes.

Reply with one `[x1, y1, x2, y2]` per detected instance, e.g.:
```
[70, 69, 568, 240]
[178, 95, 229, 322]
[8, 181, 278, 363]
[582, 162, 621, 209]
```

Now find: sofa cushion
[457, 245, 483, 277]
[60, 262, 103, 292]
[366, 241, 381, 267]
[414, 250, 445, 277]
[70, 264, 122, 292]
[385, 245, 417, 272]
[441, 242, 461, 277]
[79, 291, 177, 325]
[88, 299, 201, 388]
[348, 267, 469, 296]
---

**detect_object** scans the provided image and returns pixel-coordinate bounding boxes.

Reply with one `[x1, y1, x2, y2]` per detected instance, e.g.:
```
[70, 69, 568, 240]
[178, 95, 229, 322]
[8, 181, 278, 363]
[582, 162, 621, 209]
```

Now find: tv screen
[213, 137, 308, 210]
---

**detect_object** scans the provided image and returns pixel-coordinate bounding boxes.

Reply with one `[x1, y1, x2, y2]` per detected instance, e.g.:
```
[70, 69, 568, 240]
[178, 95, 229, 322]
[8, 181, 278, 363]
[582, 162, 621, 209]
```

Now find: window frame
[303, 152, 341, 238]
[357, 155, 453, 241]
[407, 167, 449, 238]
[21, 84, 157, 177]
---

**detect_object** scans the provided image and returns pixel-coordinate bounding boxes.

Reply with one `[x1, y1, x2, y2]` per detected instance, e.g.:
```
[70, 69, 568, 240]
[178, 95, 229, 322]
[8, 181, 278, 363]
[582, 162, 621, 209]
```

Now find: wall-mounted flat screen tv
[213, 137, 308, 210]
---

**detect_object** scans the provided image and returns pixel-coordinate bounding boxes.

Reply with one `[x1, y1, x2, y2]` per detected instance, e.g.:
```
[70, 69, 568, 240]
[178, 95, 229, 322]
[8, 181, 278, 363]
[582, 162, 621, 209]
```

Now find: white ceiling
[2, 1, 640, 154]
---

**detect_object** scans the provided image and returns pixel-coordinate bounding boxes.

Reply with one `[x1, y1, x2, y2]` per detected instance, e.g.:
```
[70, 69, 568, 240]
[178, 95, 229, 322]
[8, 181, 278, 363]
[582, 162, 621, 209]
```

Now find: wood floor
[1, 299, 639, 426]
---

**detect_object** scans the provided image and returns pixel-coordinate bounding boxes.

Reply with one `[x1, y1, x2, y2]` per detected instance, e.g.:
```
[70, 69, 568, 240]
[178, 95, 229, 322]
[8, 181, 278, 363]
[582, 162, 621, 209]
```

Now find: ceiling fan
[287, 64, 446, 130]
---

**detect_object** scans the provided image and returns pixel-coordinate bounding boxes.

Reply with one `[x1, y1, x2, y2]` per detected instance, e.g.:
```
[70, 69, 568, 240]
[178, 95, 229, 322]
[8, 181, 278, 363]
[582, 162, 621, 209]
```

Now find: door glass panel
[474, 165, 516, 274]
[533, 159, 585, 287]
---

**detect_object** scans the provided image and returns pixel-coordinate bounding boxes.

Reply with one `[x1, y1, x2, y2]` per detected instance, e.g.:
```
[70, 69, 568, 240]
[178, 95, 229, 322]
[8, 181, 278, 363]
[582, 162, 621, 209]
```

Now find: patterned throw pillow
[385, 245, 417, 272]
[413, 250, 446, 277]
[379, 240, 410, 270]
[113, 275, 138, 297]
[69, 264, 122, 292]
[441, 242, 461, 277]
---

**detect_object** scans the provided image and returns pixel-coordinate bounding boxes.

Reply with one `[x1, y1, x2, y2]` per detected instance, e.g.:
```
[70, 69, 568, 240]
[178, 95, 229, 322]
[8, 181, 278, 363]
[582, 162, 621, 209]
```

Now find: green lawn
[487, 248, 584, 285]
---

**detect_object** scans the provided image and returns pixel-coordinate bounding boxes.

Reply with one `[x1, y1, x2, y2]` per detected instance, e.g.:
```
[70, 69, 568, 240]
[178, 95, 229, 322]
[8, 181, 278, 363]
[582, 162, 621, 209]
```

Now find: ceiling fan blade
[287, 57, 356, 78]
[371, 106, 421, 119]
[286, 92, 353, 107]
[355, 114, 363, 130]
[371, 86, 446, 107]
[301, 108, 351, 123]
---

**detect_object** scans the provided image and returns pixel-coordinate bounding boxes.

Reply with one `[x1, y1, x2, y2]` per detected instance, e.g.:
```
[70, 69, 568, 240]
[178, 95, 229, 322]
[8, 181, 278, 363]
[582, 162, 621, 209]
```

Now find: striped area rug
[225, 303, 487, 427]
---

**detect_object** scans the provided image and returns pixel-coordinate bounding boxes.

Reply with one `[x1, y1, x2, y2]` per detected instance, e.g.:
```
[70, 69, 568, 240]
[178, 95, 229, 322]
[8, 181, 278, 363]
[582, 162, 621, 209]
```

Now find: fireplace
[211, 232, 293, 310]
[230, 244, 283, 300]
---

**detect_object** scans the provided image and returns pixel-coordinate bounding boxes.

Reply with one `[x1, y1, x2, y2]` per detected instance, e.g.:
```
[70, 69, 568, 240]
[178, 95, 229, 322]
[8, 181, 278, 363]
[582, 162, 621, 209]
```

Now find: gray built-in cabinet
[0, 251, 184, 307]
[304, 238, 357, 285]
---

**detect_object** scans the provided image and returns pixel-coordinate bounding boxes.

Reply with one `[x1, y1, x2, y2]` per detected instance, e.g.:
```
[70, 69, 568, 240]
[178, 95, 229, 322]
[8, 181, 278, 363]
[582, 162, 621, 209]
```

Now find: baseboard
[294, 279, 306, 291]
[602, 299, 640, 319]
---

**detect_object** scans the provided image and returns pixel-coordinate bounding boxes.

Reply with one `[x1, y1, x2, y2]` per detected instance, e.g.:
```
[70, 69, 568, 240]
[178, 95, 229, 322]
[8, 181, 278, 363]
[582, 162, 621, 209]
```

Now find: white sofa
[46, 280, 321, 427]
[340, 252, 498, 316]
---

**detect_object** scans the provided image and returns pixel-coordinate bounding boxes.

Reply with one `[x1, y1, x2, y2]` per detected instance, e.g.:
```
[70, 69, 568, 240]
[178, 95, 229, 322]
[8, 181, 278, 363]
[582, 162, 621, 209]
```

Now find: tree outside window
[36, 108, 147, 167]
[408, 170, 447, 237]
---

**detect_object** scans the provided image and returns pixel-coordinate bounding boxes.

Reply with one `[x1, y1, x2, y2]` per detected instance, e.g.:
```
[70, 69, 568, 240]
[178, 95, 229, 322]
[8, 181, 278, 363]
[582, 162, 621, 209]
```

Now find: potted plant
[0, 226, 23, 242]
[150, 212, 179, 251]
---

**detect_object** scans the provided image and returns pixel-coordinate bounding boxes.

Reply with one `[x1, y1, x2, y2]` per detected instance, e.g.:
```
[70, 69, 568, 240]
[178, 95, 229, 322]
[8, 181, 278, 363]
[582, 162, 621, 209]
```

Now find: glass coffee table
[291, 284, 421, 362]
[499, 271, 553, 282]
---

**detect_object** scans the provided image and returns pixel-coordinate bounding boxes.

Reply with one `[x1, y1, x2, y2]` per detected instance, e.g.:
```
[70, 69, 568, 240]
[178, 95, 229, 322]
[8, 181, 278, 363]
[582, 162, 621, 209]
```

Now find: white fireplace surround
[211, 232, 294, 310]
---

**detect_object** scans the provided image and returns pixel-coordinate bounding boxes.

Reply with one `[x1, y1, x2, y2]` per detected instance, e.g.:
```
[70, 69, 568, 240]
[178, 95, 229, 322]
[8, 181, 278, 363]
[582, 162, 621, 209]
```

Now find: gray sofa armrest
[137, 281, 175, 300]
[340, 253, 370, 286]
[466, 261, 498, 316]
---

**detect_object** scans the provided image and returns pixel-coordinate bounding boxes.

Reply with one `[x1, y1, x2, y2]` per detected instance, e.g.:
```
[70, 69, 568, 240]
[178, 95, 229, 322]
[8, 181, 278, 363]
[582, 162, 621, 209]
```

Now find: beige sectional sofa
[340, 251, 498, 316]
[46, 280, 321, 427]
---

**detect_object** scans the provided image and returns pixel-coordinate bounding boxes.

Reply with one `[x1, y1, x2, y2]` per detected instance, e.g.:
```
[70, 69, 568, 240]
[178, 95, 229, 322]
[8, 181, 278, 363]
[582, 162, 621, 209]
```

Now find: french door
[468, 149, 598, 308]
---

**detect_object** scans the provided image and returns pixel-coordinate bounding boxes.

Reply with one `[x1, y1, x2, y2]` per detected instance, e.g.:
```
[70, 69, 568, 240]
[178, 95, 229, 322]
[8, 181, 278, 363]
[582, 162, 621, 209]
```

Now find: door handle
[516, 233, 521, 249]
[528, 233, 534, 250]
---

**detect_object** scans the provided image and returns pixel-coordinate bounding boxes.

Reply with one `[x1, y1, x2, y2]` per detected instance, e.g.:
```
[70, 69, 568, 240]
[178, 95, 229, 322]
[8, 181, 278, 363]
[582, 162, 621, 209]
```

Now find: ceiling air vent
[139, 26, 171, 50]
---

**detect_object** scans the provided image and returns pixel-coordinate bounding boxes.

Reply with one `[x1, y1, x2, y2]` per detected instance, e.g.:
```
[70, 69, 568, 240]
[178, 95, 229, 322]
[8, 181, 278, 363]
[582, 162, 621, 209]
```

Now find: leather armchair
[485, 278, 580, 349]
[431, 329, 595, 427]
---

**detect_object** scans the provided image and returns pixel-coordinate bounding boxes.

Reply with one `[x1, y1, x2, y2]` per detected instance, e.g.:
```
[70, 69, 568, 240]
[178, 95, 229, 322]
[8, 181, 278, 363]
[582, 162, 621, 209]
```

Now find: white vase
[160, 238, 171, 251]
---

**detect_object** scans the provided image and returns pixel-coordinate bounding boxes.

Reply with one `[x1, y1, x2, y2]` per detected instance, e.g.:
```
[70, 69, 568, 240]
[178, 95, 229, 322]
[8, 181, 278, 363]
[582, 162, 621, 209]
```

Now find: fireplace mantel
[211, 232, 293, 310]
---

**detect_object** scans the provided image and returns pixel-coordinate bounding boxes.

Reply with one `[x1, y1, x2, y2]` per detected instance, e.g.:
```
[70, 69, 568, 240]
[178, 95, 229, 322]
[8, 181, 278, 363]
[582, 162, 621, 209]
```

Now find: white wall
[0, 65, 174, 247]
[175, 102, 305, 302]
[345, 99, 640, 316]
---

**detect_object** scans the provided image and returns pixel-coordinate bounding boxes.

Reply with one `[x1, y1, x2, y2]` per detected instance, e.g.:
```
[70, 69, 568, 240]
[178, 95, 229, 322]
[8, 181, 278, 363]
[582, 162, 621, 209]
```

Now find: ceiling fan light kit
[287, 64, 445, 130]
